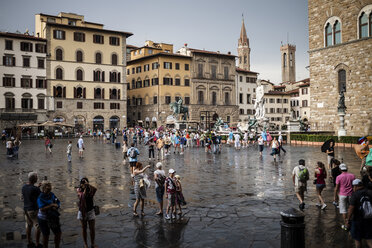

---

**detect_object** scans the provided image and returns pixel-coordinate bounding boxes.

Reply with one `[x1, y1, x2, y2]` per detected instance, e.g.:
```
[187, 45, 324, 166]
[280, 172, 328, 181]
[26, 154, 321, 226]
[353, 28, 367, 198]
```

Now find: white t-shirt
[244, 133, 248, 141]
[292, 165, 308, 187]
[272, 141, 278, 149]
[234, 134, 240, 141]
[78, 138, 84, 149]
[258, 137, 264, 145]
[278, 135, 283, 143]
[249, 133, 254, 139]
[154, 169, 165, 188]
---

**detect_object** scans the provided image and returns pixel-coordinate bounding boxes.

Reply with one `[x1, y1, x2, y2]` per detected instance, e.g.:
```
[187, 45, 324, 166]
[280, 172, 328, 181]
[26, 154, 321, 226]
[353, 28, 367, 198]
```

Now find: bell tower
[238, 16, 250, 71]
[280, 44, 296, 82]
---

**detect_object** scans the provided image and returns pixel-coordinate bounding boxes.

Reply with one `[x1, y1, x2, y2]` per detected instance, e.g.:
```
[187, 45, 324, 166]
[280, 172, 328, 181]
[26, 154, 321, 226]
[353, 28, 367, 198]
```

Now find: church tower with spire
[238, 16, 251, 71]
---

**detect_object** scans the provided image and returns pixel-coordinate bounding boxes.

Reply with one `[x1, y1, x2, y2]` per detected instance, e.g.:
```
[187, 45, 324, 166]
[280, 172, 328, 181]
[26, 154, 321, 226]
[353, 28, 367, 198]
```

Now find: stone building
[308, 1, 372, 136]
[236, 68, 258, 121]
[177, 46, 239, 128]
[0, 32, 53, 135]
[35, 12, 132, 132]
[126, 41, 192, 127]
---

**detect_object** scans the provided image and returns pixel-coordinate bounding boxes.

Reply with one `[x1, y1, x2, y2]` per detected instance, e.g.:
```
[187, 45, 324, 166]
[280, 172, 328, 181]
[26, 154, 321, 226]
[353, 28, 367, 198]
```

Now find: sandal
[133, 212, 139, 217]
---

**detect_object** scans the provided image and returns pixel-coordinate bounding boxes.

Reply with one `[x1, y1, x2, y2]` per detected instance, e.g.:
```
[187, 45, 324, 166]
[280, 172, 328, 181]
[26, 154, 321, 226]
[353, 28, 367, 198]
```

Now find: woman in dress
[133, 162, 150, 217]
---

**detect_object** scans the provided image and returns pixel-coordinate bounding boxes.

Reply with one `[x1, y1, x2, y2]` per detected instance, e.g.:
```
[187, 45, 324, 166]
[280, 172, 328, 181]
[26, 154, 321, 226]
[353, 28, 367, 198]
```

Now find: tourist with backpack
[154, 162, 166, 215]
[345, 179, 372, 248]
[334, 163, 356, 230]
[292, 159, 309, 210]
[127, 143, 140, 175]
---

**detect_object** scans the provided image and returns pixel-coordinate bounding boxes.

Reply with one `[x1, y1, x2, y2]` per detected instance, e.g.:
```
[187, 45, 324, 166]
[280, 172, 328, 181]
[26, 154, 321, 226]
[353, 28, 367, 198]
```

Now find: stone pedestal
[338, 112, 346, 137]
[287, 120, 301, 132]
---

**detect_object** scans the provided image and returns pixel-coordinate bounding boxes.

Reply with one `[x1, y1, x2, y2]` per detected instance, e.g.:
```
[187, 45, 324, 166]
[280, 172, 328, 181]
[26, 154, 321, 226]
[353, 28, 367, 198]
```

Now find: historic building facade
[35, 12, 132, 131]
[0, 32, 53, 135]
[126, 41, 192, 127]
[308, 1, 372, 136]
[236, 68, 258, 121]
[177, 46, 239, 128]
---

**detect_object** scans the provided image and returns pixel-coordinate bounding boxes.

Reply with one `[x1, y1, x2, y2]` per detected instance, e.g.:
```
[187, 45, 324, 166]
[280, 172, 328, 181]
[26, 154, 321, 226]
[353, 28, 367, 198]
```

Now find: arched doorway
[93, 116, 104, 131]
[145, 117, 150, 128]
[152, 117, 157, 128]
[109, 116, 120, 130]
[74, 116, 85, 133]
[53, 116, 65, 123]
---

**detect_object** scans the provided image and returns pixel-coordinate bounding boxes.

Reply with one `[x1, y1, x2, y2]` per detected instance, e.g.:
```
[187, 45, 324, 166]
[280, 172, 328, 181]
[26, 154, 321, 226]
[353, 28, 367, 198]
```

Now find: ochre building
[35, 12, 132, 131]
[308, 1, 372, 136]
[126, 41, 192, 127]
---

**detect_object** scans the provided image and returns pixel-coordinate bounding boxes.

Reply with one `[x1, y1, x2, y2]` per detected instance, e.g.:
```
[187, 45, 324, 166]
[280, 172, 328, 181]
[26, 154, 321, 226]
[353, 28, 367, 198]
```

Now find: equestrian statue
[169, 98, 189, 121]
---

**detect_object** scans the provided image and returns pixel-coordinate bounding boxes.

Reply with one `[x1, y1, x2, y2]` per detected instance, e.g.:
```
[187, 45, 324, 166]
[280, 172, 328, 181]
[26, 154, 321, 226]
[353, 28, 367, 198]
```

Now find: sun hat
[156, 162, 163, 169]
[352, 179, 363, 186]
[339, 163, 348, 171]
[169, 168, 175, 174]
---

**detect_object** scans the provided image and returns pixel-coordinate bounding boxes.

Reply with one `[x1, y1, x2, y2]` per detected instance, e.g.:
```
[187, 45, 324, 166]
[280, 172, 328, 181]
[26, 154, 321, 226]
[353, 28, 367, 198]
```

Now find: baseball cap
[169, 169, 175, 174]
[339, 163, 347, 171]
[352, 179, 363, 186]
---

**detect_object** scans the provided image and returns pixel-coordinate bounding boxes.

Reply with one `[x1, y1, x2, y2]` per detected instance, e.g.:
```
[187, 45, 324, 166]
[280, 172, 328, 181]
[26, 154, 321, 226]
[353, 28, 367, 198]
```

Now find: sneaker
[165, 214, 171, 220]
[321, 204, 327, 210]
[332, 201, 338, 207]
[172, 214, 176, 219]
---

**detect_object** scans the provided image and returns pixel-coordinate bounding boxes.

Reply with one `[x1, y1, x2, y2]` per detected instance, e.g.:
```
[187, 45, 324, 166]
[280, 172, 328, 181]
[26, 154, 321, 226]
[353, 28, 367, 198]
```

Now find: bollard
[280, 208, 305, 248]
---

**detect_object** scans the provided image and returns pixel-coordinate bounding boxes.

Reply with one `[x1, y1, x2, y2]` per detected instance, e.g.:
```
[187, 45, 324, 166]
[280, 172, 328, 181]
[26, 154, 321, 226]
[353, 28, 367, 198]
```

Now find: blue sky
[0, 0, 309, 83]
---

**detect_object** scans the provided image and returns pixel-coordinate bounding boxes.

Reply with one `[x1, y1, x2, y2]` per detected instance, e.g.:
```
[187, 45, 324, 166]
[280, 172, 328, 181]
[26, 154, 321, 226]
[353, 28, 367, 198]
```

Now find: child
[175, 175, 186, 216]
[67, 140, 72, 162]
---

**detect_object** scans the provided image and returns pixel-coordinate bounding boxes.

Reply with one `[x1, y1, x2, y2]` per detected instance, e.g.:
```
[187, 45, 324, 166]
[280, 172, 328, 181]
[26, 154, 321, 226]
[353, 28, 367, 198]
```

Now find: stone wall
[308, 0, 372, 136]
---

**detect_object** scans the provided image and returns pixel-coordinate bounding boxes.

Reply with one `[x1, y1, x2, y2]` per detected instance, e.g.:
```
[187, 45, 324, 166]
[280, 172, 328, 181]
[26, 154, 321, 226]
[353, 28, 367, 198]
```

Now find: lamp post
[337, 90, 346, 137]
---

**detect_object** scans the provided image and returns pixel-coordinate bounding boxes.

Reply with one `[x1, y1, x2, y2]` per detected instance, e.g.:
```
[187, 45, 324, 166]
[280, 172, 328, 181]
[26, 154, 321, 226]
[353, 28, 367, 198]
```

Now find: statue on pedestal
[254, 79, 266, 120]
[170, 98, 189, 120]
[338, 90, 347, 113]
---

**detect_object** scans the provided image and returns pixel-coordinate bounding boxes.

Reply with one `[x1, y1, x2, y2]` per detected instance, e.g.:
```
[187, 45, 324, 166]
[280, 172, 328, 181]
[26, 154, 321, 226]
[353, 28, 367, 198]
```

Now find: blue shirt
[37, 192, 60, 220]
[229, 132, 233, 140]
[127, 147, 140, 162]
[175, 136, 180, 145]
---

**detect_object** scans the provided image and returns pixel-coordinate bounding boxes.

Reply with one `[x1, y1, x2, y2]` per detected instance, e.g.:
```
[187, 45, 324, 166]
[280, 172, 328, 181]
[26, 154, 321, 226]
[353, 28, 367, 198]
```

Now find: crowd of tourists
[8, 125, 372, 247]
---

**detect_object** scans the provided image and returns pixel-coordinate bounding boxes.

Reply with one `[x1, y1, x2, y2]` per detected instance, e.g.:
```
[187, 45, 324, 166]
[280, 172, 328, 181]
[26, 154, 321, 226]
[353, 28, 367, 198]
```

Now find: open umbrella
[321, 139, 335, 153]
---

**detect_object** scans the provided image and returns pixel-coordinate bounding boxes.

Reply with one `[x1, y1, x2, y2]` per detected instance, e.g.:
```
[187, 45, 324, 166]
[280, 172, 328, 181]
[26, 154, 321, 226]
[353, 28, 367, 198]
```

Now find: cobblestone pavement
[0, 138, 362, 247]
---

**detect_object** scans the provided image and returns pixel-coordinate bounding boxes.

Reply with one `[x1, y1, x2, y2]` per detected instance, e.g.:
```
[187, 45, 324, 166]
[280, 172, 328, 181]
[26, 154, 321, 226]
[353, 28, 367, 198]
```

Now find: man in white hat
[165, 168, 177, 220]
[346, 179, 372, 247]
[334, 163, 356, 230]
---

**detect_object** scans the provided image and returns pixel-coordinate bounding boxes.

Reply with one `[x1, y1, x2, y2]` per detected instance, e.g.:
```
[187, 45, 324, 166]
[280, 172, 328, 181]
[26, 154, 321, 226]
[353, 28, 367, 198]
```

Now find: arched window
[77, 87, 83, 98]
[95, 52, 102, 64]
[110, 89, 117, 99]
[212, 92, 217, 105]
[338, 69, 346, 93]
[55, 86, 63, 97]
[224, 92, 230, 105]
[56, 68, 63, 79]
[198, 91, 204, 104]
[76, 51, 83, 62]
[111, 54, 118, 65]
[76, 69, 83, 81]
[325, 23, 332, 47]
[4, 92, 15, 110]
[360, 12, 368, 38]
[56, 49, 63, 61]
[334, 21, 341, 44]
[283, 53, 287, 67]
[289, 53, 293, 67]
[95, 88, 102, 99]
[244, 56, 247, 64]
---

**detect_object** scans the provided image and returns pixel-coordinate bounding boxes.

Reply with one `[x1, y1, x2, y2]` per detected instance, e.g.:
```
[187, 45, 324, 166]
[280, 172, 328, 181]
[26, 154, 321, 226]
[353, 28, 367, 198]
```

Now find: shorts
[295, 185, 307, 194]
[350, 219, 372, 241]
[130, 161, 137, 167]
[38, 218, 61, 236]
[79, 148, 84, 152]
[167, 193, 176, 206]
[327, 155, 334, 166]
[156, 186, 165, 203]
[77, 209, 96, 221]
[316, 184, 325, 190]
[259, 145, 264, 152]
[165, 144, 170, 149]
[235, 141, 240, 147]
[339, 195, 350, 214]
[25, 210, 39, 229]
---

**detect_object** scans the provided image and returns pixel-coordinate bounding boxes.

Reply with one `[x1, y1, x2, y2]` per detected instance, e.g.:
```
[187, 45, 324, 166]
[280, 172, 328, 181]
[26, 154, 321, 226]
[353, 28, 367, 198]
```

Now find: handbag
[94, 205, 100, 215]
[50, 143, 53, 149]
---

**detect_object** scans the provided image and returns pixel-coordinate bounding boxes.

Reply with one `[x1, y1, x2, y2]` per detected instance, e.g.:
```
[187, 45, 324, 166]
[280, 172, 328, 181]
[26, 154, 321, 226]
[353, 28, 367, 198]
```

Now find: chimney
[228, 51, 231, 55]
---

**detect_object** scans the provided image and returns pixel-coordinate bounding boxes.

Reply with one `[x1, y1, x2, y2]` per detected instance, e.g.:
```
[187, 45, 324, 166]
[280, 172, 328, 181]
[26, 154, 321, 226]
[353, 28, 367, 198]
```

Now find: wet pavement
[0, 138, 363, 247]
